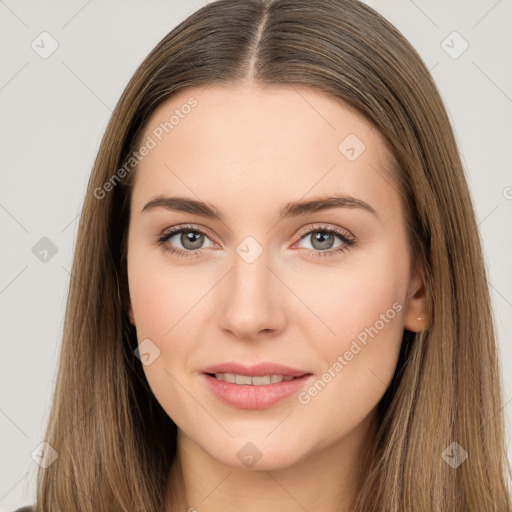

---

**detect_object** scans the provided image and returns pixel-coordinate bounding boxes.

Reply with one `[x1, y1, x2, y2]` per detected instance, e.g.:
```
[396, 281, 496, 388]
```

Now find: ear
[403, 265, 428, 333]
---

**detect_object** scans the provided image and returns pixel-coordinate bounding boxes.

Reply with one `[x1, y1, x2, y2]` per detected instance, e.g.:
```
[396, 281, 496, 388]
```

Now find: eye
[156, 224, 215, 258]
[156, 223, 356, 259]
[293, 224, 356, 259]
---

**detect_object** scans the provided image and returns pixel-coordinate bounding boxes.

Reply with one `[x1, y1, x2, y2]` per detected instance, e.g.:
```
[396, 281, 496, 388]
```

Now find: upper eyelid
[162, 224, 217, 242]
[296, 223, 354, 241]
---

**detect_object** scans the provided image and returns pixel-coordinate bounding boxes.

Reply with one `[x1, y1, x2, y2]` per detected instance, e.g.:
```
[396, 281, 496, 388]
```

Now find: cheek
[295, 245, 409, 424]
[127, 243, 203, 373]
[128, 257, 204, 427]
[129, 266, 175, 338]
[313, 271, 405, 391]
[294, 291, 405, 442]
[292, 242, 409, 347]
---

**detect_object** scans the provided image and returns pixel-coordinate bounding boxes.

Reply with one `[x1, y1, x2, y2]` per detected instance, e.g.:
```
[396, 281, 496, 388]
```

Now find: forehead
[130, 83, 398, 219]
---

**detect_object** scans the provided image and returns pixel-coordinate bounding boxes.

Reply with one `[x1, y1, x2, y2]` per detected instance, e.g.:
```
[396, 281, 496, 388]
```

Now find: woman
[19, 0, 512, 510]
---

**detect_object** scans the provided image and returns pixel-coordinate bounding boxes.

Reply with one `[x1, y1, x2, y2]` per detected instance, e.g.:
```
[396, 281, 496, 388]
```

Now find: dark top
[13, 507, 34, 512]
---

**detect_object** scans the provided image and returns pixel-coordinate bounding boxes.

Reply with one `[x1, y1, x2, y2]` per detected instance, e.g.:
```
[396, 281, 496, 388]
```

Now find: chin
[203, 436, 308, 471]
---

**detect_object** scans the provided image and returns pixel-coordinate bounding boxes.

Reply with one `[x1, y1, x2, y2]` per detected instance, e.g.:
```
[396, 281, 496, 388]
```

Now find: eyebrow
[141, 194, 379, 221]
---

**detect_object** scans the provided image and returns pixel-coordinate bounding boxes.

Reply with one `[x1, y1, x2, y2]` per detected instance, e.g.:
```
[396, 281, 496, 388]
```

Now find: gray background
[1, 0, 511, 509]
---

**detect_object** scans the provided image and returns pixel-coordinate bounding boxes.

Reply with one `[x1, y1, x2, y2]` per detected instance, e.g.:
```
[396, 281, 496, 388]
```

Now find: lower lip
[202, 373, 313, 409]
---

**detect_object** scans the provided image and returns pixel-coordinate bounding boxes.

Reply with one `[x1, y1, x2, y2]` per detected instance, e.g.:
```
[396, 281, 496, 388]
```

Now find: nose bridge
[219, 239, 283, 337]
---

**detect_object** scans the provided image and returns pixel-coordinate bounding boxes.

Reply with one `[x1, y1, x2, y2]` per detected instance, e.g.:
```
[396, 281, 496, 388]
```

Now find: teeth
[214, 373, 296, 385]
[236, 374, 252, 385]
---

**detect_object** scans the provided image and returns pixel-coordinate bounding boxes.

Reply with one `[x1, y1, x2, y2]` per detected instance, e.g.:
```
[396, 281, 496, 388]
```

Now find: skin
[126, 82, 427, 512]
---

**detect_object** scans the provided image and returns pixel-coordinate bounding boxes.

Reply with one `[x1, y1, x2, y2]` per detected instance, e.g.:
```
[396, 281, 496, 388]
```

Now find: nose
[217, 248, 286, 340]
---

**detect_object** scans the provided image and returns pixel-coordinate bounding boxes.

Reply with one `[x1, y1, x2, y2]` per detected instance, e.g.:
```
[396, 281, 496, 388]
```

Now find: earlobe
[403, 267, 428, 333]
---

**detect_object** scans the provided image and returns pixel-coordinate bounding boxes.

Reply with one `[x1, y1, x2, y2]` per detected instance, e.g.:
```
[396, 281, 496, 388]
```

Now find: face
[126, 83, 426, 470]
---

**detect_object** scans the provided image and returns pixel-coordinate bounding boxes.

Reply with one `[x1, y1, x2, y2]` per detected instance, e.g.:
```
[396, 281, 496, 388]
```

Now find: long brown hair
[35, 0, 512, 510]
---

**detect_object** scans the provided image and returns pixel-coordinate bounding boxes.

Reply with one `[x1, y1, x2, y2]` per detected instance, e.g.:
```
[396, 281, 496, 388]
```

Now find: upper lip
[202, 361, 310, 377]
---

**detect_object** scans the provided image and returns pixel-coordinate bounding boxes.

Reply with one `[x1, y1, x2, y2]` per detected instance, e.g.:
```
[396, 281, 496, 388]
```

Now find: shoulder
[13, 507, 34, 512]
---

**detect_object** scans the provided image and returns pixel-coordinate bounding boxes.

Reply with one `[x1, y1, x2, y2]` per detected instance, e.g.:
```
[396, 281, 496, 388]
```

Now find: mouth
[205, 372, 306, 385]
[202, 371, 313, 409]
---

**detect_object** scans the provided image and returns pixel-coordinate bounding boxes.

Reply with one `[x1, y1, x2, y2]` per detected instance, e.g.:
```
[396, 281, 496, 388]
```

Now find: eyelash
[155, 223, 356, 259]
